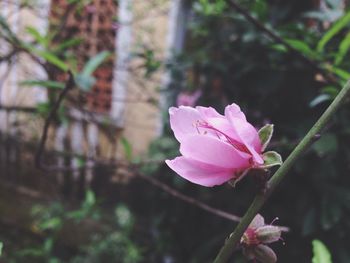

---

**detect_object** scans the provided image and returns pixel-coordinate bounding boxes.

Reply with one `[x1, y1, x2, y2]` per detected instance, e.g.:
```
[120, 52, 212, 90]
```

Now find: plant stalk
[213, 80, 350, 263]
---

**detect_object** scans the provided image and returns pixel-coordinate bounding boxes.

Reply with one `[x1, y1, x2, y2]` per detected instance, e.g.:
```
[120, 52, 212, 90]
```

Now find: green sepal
[258, 124, 274, 151]
[261, 151, 282, 169]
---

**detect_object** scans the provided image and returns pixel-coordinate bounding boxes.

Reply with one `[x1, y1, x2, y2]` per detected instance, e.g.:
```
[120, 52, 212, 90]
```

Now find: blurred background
[0, 0, 349, 262]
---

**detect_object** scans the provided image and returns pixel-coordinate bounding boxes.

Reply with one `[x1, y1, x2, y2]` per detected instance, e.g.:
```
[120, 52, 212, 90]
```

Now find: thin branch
[0, 105, 36, 113]
[51, 2, 78, 43]
[35, 71, 75, 170]
[136, 171, 241, 222]
[228, 0, 339, 86]
[0, 49, 17, 63]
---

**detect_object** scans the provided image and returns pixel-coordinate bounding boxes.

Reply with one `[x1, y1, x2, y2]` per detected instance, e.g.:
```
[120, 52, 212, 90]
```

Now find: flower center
[195, 120, 250, 154]
[241, 228, 260, 246]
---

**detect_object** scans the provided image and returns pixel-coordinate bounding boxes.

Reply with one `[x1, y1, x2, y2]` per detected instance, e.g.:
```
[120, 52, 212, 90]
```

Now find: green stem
[213, 80, 350, 263]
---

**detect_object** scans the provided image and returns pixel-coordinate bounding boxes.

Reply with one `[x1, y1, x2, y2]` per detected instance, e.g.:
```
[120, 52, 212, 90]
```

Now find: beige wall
[120, 0, 170, 156]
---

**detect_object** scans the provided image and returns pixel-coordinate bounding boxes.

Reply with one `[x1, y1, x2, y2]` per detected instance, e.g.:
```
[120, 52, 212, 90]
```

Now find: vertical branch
[35, 71, 75, 170]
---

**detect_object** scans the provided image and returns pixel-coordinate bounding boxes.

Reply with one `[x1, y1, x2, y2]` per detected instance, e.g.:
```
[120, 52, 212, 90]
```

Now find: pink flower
[165, 103, 264, 187]
[176, 90, 202, 107]
[241, 214, 281, 246]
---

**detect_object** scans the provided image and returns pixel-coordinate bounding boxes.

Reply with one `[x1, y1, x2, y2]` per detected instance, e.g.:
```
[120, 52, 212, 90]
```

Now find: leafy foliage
[312, 240, 332, 263]
[7, 191, 142, 263]
[74, 51, 111, 91]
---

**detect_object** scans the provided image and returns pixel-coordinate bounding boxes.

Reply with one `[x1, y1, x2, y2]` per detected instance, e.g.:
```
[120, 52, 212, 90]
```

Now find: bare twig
[136, 170, 289, 231]
[136, 171, 241, 222]
[0, 105, 36, 113]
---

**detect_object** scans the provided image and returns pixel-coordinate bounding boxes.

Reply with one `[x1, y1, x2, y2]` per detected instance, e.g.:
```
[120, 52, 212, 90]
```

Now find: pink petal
[179, 134, 250, 169]
[224, 103, 247, 121]
[196, 106, 223, 119]
[229, 117, 260, 146]
[247, 145, 264, 164]
[169, 106, 202, 143]
[228, 117, 263, 164]
[205, 117, 242, 142]
[165, 156, 235, 187]
[249, 214, 265, 229]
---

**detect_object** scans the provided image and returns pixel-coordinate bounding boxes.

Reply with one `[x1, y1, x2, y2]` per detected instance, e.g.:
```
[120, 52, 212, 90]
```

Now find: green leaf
[321, 86, 339, 97]
[0, 242, 3, 256]
[252, 0, 268, 21]
[36, 102, 51, 115]
[53, 38, 82, 53]
[335, 31, 350, 65]
[258, 124, 274, 151]
[76, 157, 85, 168]
[270, 43, 288, 52]
[313, 134, 338, 157]
[20, 80, 65, 90]
[261, 151, 282, 169]
[23, 41, 67, 70]
[39, 217, 62, 231]
[66, 210, 85, 220]
[285, 39, 316, 58]
[120, 137, 133, 161]
[327, 65, 350, 81]
[84, 190, 96, 207]
[49, 258, 61, 263]
[312, 240, 332, 263]
[74, 51, 111, 91]
[74, 74, 96, 91]
[309, 94, 331, 108]
[37, 50, 69, 71]
[0, 15, 19, 43]
[115, 204, 134, 229]
[317, 11, 350, 52]
[26, 26, 48, 47]
[81, 51, 111, 76]
[44, 238, 54, 253]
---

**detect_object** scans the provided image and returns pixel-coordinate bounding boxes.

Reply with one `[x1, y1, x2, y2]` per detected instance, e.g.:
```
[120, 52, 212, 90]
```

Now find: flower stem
[213, 80, 350, 263]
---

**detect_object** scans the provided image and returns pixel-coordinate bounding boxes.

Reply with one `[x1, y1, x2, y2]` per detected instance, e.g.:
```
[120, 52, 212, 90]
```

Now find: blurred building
[0, 0, 191, 159]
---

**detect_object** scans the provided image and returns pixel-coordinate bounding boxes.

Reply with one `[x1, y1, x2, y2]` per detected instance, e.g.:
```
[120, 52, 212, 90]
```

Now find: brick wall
[50, 0, 118, 113]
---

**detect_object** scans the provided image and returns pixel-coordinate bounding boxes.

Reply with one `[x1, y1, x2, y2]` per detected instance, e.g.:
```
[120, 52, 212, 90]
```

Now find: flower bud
[253, 244, 277, 263]
[256, 225, 281, 244]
